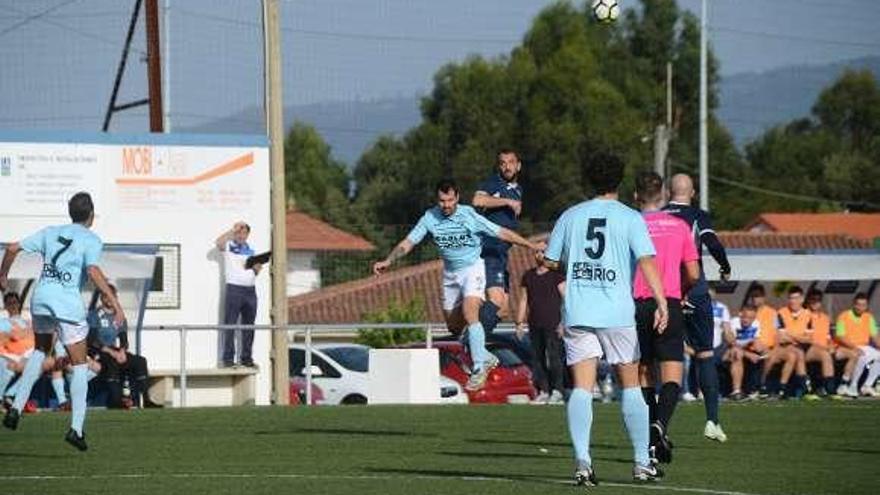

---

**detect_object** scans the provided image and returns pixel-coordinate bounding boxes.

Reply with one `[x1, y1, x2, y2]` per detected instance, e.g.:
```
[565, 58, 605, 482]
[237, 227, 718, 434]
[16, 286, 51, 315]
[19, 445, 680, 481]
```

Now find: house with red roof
[285, 210, 374, 296]
[746, 213, 880, 243]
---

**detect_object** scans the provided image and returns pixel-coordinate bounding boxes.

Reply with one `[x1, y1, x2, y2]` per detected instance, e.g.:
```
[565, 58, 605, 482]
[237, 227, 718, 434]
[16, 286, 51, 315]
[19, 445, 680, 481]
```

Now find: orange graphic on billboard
[116, 152, 254, 186]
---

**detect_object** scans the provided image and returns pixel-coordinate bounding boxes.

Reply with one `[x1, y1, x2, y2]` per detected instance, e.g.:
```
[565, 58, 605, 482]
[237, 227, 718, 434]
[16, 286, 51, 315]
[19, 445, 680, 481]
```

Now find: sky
[1, 0, 879, 134]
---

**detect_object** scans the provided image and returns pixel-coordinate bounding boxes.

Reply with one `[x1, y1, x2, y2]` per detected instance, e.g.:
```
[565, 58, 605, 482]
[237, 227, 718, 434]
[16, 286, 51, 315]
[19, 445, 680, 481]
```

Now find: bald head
[669, 173, 695, 202]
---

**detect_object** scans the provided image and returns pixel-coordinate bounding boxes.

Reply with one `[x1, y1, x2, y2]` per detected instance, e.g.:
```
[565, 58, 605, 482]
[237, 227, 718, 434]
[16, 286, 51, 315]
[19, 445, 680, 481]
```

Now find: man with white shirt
[215, 222, 263, 368]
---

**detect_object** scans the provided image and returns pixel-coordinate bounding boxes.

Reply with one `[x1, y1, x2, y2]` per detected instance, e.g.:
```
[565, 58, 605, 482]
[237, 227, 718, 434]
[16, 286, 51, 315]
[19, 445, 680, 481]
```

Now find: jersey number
[584, 218, 606, 259]
[51, 236, 73, 266]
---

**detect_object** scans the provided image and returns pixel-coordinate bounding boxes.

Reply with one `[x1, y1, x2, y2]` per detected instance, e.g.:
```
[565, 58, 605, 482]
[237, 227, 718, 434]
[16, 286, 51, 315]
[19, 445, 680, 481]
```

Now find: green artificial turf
[1, 400, 877, 494]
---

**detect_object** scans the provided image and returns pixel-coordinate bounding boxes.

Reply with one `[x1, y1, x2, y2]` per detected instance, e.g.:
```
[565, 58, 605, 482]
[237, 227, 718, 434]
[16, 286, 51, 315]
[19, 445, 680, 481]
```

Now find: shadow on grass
[254, 428, 438, 438]
[440, 450, 630, 465]
[365, 466, 565, 486]
[466, 438, 617, 450]
[0, 452, 67, 459]
[827, 447, 880, 456]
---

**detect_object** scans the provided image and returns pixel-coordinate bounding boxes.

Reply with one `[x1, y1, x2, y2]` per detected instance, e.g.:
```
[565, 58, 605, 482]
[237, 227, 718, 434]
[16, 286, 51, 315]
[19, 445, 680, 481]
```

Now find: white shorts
[442, 259, 486, 312]
[858, 346, 880, 362]
[0, 349, 33, 365]
[564, 325, 641, 366]
[32, 315, 89, 346]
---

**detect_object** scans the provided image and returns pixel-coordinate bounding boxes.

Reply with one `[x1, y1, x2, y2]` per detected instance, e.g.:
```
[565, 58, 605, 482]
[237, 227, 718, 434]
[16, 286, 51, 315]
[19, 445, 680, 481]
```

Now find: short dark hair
[806, 288, 823, 302]
[68, 192, 94, 224]
[741, 302, 758, 312]
[3, 292, 20, 305]
[635, 171, 664, 204]
[435, 178, 459, 195]
[788, 286, 804, 296]
[497, 148, 519, 160]
[854, 292, 869, 302]
[586, 151, 625, 196]
[748, 285, 766, 298]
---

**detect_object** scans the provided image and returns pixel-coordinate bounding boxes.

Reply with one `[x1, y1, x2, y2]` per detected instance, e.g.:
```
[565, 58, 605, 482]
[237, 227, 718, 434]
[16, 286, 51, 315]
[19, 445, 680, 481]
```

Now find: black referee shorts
[636, 298, 685, 362]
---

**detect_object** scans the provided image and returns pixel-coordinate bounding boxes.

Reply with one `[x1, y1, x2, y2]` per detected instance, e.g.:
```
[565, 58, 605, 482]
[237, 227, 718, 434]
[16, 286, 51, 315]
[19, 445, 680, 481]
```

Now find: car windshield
[489, 347, 523, 367]
[322, 347, 369, 372]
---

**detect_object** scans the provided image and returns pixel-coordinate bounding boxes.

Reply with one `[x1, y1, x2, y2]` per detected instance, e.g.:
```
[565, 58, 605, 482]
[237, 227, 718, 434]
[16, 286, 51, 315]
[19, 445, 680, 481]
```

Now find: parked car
[288, 344, 468, 405]
[400, 341, 536, 404]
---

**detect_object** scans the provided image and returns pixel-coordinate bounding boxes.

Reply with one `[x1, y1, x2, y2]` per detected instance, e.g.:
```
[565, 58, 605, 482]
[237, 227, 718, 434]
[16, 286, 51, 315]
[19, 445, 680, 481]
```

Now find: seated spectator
[834, 293, 879, 398]
[87, 284, 162, 408]
[0, 292, 36, 406]
[776, 286, 812, 397]
[748, 286, 798, 399]
[803, 289, 838, 399]
[725, 304, 763, 400]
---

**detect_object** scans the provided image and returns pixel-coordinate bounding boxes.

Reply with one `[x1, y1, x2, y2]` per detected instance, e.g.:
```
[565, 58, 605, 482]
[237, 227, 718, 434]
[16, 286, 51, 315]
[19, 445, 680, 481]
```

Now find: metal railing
[138, 322, 486, 407]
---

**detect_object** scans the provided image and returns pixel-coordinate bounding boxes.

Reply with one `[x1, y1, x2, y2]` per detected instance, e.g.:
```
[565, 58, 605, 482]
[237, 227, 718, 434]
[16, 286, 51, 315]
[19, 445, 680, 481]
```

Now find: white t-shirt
[712, 300, 731, 348]
[224, 241, 256, 287]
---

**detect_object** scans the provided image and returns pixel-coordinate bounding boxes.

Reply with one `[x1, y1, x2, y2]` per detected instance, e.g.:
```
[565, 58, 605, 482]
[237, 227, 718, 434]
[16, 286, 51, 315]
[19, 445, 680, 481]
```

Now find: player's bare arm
[373, 239, 414, 275]
[637, 255, 669, 333]
[0, 242, 22, 291]
[87, 265, 126, 327]
[497, 227, 542, 252]
[472, 192, 522, 217]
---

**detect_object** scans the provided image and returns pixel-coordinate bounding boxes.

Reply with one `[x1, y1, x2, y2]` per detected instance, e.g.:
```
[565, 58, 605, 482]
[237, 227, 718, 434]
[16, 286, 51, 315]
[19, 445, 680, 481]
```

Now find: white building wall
[0, 133, 273, 405]
[286, 250, 321, 296]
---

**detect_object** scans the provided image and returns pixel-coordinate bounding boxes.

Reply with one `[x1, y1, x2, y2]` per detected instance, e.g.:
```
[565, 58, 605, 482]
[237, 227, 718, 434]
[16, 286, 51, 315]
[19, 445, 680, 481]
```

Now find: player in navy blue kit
[662, 174, 731, 442]
[472, 149, 523, 333]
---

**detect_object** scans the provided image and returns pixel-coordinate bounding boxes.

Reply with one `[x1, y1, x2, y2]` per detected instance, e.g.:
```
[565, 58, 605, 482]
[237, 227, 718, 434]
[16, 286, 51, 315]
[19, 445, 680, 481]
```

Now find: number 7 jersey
[19, 223, 103, 324]
[545, 199, 655, 329]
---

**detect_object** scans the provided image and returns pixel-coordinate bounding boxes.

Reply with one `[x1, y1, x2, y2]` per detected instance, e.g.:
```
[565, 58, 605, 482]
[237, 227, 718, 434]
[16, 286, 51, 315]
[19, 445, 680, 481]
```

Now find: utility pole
[163, 0, 171, 132]
[145, 0, 163, 132]
[263, 0, 289, 405]
[699, 0, 709, 210]
[654, 62, 673, 178]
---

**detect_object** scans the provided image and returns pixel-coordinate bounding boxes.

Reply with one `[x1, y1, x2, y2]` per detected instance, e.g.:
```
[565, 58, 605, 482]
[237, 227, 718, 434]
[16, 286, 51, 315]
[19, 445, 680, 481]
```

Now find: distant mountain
[179, 97, 421, 166]
[181, 56, 880, 165]
[718, 56, 880, 147]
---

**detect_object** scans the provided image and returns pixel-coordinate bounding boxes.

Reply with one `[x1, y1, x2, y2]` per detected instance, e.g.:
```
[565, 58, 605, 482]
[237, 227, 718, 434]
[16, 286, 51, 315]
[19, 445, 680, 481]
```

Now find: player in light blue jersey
[0, 192, 125, 451]
[373, 179, 542, 391]
[543, 153, 668, 486]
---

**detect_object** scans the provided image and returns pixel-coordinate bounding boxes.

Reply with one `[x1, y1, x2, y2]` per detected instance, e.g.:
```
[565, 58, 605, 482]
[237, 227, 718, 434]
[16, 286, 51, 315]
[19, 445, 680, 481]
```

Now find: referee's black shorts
[636, 298, 685, 362]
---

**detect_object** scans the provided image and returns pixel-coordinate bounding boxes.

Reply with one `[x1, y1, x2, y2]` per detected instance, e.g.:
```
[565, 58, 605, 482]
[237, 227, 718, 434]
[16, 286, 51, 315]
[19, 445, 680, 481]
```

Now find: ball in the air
[591, 0, 619, 23]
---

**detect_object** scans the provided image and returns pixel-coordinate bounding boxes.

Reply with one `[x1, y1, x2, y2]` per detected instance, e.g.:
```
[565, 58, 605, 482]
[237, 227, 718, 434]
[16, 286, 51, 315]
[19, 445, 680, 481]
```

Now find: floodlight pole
[263, 0, 290, 405]
[699, 0, 709, 210]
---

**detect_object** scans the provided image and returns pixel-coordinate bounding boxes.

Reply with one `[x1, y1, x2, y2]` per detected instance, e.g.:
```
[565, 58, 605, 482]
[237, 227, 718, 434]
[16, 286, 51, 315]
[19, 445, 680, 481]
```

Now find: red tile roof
[286, 210, 375, 252]
[288, 232, 872, 323]
[746, 213, 880, 241]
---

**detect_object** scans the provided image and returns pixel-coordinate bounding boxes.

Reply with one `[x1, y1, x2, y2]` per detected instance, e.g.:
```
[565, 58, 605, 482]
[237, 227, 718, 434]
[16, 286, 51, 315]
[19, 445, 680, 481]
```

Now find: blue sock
[70, 364, 88, 435]
[0, 359, 14, 396]
[478, 301, 501, 334]
[11, 349, 46, 412]
[621, 387, 651, 466]
[567, 387, 593, 466]
[52, 376, 68, 404]
[697, 357, 720, 423]
[467, 322, 487, 371]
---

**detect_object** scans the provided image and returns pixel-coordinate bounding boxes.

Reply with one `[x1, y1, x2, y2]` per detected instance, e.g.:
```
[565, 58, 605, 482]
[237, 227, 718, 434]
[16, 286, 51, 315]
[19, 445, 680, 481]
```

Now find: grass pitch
[1, 400, 877, 494]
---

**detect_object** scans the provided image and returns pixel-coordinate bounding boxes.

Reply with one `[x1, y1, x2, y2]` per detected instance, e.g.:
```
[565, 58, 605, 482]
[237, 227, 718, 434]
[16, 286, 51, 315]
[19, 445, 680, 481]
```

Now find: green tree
[355, 297, 427, 348]
[284, 121, 352, 225]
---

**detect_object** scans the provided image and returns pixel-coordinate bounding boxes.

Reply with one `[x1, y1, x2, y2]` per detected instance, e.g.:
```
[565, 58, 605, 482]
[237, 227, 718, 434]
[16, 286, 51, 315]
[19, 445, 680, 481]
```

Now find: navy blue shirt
[662, 201, 730, 295]
[476, 174, 522, 256]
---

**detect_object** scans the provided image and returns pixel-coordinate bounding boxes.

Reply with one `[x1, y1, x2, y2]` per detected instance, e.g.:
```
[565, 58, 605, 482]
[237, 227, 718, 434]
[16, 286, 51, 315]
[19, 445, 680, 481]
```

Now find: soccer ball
[591, 0, 619, 23]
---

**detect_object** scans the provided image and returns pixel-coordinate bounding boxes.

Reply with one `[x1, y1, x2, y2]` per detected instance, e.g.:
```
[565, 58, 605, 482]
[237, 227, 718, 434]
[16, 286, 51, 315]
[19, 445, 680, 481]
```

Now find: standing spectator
[834, 293, 880, 398]
[87, 285, 162, 408]
[215, 221, 263, 368]
[515, 252, 566, 405]
[473, 148, 524, 334]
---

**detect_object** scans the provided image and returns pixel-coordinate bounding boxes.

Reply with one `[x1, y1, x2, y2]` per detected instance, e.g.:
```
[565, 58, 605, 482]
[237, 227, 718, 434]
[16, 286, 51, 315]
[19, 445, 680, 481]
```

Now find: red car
[289, 376, 325, 406]
[403, 341, 536, 404]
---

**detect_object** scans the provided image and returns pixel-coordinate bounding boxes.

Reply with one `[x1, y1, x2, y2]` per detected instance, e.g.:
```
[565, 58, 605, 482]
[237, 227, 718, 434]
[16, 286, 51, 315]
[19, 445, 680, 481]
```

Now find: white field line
[0, 472, 765, 495]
